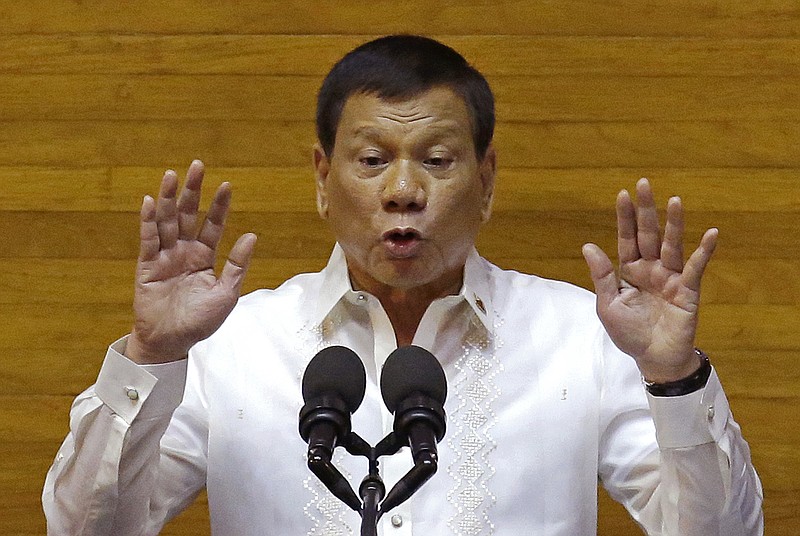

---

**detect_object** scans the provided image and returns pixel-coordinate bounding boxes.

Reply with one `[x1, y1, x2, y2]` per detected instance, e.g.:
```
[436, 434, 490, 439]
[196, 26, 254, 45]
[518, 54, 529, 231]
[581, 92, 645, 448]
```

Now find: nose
[381, 161, 427, 212]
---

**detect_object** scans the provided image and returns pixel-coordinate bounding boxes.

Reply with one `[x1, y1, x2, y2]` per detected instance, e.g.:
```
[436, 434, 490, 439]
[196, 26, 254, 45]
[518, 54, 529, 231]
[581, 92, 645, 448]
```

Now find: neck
[378, 287, 443, 347]
[349, 270, 463, 347]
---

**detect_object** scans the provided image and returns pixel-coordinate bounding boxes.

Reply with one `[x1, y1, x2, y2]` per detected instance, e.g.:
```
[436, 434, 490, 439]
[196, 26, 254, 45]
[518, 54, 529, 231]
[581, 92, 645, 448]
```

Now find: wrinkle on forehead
[338, 88, 473, 142]
[352, 123, 465, 143]
[376, 100, 431, 124]
[379, 111, 431, 124]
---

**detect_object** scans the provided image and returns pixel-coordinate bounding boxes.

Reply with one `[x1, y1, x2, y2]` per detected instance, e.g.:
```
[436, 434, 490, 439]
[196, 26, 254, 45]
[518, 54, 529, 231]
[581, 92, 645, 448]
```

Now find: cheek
[430, 191, 485, 264]
[327, 176, 376, 217]
[325, 181, 381, 243]
[437, 183, 486, 229]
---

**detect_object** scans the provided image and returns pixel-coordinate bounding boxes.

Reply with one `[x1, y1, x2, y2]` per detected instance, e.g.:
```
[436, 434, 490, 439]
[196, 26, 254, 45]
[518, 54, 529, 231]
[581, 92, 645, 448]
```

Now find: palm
[605, 259, 697, 363]
[135, 243, 219, 337]
[128, 161, 256, 364]
[582, 179, 717, 382]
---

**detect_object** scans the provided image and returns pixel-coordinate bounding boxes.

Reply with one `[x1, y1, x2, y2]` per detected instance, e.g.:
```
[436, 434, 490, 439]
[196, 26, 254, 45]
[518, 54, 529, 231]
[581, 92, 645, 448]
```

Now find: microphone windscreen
[380, 346, 446, 412]
[302, 346, 366, 413]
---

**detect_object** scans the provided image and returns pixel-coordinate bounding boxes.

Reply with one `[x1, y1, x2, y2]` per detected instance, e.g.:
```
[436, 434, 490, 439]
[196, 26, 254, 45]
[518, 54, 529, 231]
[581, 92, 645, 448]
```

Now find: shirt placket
[359, 293, 462, 535]
[360, 291, 411, 536]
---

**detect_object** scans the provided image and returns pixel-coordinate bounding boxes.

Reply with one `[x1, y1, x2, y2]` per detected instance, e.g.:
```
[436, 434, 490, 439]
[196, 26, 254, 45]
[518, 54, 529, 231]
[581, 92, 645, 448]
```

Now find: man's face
[314, 86, 496, 296]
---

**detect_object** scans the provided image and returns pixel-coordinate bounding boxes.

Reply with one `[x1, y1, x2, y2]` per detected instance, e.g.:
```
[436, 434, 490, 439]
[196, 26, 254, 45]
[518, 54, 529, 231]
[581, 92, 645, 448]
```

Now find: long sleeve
[598, 335, 764, 536]
[43, 337, 208, 536]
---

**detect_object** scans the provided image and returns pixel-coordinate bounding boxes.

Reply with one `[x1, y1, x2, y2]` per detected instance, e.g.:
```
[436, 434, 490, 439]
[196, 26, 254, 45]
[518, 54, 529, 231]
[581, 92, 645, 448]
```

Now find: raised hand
[582, 178, 717, 383]
[126, 160, 257, 364]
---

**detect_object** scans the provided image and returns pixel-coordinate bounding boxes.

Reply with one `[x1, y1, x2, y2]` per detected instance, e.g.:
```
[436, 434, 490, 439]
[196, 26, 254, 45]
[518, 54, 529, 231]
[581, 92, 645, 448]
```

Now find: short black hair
[316, 35, 495, 159]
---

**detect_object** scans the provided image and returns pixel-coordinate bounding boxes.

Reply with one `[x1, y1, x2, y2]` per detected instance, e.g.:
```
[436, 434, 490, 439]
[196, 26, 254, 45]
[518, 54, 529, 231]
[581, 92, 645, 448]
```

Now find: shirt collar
[461, 247, 494, 332]
[309, 243, 494, 332]
[310, 243, 353, 327]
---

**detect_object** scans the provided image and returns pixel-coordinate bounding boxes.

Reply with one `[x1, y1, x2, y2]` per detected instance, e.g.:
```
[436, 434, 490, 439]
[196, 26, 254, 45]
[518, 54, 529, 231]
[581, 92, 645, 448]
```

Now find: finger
[660, 196, 685, 272]
[582, 243, 618, 312]
[616, 189, 639, 264]
[138, 195, 160, 262]
[682, 228, 718, 293]
[635, 178, 661, 260]
[197, 182, 232, 251]
[155, 169, 180, 250]
[220, 233, 258, 293]
[177, 160, 205, 240]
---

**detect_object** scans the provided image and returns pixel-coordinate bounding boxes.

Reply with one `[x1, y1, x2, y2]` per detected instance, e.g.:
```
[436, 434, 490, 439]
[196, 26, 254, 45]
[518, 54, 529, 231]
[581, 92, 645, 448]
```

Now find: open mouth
[384, 229, 420, 243]
[382, 228, 422, 257]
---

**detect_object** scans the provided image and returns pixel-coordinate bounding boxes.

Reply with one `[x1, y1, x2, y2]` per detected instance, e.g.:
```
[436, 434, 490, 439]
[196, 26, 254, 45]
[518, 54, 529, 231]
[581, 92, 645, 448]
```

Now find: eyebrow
[350, 126, 386, 140]
[350, 123, 467, 141]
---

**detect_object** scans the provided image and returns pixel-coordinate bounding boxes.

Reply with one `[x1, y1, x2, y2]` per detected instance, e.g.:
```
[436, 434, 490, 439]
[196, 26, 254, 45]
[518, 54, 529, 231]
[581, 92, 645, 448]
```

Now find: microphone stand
[300, 344, 446, 535]
[358, 453, 384, 536]
[316, 429, 438, 536]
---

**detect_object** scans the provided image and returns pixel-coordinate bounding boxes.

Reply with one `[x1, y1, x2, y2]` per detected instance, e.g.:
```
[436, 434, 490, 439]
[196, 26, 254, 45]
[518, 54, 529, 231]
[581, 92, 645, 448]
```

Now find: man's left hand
[582, 178, 717, 383]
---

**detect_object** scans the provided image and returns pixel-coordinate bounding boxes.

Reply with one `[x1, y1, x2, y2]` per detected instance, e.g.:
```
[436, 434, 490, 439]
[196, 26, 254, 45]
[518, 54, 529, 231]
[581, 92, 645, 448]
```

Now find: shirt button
[707, 404, 715, 420]
[125, 387, 139, 401]
[390, 514, 403, 527]
[357, 294, 366, 302]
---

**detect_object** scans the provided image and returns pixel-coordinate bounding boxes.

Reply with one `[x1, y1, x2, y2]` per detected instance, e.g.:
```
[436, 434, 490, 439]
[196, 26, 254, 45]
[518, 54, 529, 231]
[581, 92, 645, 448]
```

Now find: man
[43, 35, 763, 535]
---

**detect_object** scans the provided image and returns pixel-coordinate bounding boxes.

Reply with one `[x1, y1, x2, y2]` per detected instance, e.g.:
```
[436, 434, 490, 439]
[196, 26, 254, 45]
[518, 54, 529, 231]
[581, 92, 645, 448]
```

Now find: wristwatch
[644, 348, 712, 397]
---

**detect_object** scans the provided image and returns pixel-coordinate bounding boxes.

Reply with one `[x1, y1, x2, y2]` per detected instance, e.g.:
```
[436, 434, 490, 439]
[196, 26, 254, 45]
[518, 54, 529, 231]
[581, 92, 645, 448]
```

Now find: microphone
[379, 345, 447, 513]
[299, 346, 367, 512]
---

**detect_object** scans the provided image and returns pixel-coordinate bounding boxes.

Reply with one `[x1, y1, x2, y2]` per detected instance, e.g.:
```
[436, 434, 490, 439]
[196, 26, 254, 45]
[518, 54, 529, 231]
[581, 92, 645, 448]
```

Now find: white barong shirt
[43, 245, 763, 535]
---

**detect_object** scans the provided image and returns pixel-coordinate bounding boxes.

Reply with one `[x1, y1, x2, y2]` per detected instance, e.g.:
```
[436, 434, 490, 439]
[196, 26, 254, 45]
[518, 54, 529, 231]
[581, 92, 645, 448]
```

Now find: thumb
[220, 233, 258, 294]
[582, 243, 618, 311]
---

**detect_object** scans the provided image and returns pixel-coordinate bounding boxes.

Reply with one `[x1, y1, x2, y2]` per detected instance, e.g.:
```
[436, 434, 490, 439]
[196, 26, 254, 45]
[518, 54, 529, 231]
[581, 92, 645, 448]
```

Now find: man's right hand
[125, 160, 257, 364]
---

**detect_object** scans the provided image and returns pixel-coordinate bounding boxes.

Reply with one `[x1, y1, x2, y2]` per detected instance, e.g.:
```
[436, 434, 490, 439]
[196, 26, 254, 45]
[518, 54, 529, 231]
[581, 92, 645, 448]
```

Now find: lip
[381, 227, 423, 258]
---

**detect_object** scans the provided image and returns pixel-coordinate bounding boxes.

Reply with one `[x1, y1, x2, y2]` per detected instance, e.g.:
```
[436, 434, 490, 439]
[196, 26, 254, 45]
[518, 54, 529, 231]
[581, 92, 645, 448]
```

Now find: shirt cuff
[95, 335, 188, 425]
[646, 368, 729, 449]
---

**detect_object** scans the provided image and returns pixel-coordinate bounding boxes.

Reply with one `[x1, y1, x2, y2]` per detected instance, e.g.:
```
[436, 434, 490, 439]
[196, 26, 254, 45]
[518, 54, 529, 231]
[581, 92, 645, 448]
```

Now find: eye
[423, 156, 454, 169]
[360, 155, 387, 168]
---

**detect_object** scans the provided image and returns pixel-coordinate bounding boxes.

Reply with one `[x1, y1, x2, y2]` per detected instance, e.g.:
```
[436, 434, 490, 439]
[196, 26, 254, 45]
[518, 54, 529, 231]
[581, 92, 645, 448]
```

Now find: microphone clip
[299, 395, 352, 454]
[393, 393, 446, 453]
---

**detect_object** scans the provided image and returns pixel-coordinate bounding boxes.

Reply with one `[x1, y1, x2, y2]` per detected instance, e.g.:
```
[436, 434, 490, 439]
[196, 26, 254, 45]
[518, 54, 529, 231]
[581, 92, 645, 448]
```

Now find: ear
[313, 143, 330, 219]
[479, 144, 497, 223]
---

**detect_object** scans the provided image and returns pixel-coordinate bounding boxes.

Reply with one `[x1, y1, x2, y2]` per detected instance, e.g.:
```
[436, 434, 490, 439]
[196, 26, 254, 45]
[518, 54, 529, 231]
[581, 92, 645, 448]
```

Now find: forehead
[336, 87, 473, 142]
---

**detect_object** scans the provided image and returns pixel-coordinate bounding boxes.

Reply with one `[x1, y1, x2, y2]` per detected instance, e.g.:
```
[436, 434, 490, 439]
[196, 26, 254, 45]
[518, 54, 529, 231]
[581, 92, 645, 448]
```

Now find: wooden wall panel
[2, 35, 800, 77]
[1, 1, 799, 37]
[3, 74, 800, 122]
[0, 1, 797, 535]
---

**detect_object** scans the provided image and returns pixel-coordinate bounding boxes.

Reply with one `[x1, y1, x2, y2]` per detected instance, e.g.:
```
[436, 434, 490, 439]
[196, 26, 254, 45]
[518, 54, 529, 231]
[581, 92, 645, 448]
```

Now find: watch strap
[644, 348, 712, 397]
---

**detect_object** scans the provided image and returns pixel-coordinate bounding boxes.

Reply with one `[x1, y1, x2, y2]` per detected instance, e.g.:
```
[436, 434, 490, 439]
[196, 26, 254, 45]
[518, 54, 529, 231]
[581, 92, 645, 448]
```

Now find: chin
[374, 260, 439, 289]
[378, 271, 432, 291]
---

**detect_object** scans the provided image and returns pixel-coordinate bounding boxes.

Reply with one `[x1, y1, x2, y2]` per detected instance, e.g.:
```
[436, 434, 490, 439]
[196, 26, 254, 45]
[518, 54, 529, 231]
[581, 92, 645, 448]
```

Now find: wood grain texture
[1, 1, 798, 534]
[2, 35, 800, 77]
[2, 74, 800, 122]
[1, 1, 800, 37]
